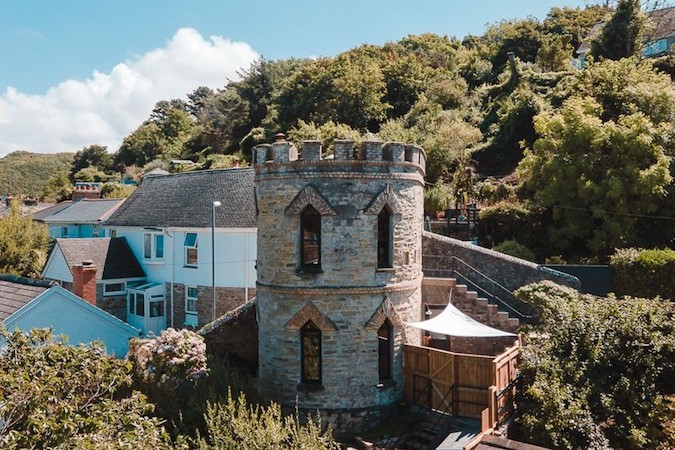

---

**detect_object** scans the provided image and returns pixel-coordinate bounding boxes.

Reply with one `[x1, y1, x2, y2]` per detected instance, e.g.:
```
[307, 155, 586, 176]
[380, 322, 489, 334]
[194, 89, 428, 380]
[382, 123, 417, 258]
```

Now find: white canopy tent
[408, 302, 516, 337]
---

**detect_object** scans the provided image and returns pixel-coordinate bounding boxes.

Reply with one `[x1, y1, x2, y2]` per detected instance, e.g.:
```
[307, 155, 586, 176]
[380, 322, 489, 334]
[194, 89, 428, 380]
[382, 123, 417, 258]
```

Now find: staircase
[422, 277, 520, 333]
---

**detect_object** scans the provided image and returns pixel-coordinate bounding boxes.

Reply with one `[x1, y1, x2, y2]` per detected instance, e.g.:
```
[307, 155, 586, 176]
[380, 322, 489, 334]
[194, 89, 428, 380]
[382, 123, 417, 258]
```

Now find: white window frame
[144, 233, 164, 260]
[104, 281, 126, 296]
[185, 286, 199, 326]
[184, 233, 198, 267]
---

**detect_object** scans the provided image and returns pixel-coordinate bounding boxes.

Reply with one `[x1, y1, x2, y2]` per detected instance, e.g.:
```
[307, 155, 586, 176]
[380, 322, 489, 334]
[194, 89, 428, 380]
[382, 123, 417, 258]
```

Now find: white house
[0, 275, 140, 356]
[103, 168, 257, 335]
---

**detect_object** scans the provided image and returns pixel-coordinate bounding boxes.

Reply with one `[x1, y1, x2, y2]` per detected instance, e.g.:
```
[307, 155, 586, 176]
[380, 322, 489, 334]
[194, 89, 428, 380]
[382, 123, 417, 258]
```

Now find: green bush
[423, 182, 454, 216]
[611, 248, 675, 300]
[513, 281, 675, 449]
[493, 239, 536, 262]
[477, 202, 545, 257]
[196, 391, 339, 450]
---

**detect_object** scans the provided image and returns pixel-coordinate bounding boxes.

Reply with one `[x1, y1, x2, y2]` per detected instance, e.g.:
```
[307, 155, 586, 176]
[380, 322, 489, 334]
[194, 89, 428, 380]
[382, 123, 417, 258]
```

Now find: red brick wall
[72, 263, 97, 305]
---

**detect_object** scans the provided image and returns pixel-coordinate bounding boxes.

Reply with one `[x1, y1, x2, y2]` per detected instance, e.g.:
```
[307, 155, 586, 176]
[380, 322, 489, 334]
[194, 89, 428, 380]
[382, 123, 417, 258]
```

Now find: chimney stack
[72, 260, 97, 306]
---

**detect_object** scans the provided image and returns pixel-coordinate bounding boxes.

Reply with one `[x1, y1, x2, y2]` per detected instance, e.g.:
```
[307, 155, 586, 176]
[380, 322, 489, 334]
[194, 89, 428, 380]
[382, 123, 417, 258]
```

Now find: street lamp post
[212, 200, 221, 321]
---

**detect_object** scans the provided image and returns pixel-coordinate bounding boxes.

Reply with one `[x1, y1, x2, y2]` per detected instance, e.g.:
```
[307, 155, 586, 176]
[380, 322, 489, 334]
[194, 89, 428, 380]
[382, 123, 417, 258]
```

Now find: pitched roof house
[0, 274, 140, 356]
[103, 168, 257, 335]
[42, 237, 146, 320]
[38, 198, 125, 238]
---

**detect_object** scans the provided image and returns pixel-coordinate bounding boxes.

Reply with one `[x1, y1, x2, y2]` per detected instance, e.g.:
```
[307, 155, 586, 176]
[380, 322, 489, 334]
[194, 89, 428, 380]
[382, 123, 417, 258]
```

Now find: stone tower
[254, 138, 426, 431]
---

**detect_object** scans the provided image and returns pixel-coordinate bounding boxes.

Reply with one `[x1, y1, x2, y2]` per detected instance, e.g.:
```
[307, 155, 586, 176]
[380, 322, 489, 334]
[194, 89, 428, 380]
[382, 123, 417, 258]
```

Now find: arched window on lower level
[301, 321, 322, 384]
[378, 319, 393, 382]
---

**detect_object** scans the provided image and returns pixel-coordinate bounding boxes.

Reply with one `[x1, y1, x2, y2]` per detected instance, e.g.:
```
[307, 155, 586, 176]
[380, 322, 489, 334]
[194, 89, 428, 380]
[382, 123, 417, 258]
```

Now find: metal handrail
[450, 256, 534, 321]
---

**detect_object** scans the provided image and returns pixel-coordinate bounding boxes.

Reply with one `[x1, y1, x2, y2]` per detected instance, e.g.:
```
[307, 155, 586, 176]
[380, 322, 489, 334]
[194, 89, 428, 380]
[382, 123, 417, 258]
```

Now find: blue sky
[0, 0, 588, 155]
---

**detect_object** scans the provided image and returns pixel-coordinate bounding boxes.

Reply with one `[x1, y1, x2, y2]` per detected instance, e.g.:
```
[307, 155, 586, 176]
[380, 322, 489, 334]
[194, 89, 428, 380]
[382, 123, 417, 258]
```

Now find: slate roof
[31, 201, 73, 222]
[54, 237, 146, 280]
[42, 198, 125, 224]
[647, 6, 675, 40]
[105, 168, 256, 228]
[0, 275, 54, 321]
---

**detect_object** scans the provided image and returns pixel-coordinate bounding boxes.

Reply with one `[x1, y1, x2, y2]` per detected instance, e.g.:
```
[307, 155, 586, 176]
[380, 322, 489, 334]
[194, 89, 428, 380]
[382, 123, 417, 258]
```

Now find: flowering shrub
[129, 327, 208, 385]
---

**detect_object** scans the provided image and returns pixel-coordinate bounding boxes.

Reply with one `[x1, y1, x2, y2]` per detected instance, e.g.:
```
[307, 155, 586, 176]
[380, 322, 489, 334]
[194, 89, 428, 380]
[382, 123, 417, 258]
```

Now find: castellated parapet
[255, 138, 426, 433]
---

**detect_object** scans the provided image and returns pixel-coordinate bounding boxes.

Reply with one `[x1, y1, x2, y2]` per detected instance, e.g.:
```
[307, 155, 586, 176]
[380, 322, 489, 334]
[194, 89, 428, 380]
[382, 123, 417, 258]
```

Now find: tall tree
[69, 144, 114, 181]
[591, 0, 643, 60]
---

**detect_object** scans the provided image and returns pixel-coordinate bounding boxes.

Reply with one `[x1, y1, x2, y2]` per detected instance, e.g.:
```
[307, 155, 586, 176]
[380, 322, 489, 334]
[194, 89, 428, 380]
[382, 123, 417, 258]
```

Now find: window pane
[155, 234, 164, 258]
[378, 321, 392, 381]
[378, 208, 392, 268]
[186, 298, 197, 313]
[144, 234, 152, 259]
[184, 232, 198, 247]
[301, 322, 321, 383]
[301, 207, 321, 268]
[150, 300, 164, 317]
[136, 294, 145, 316]
[186, 248, 198, 266]
[104, 283, 124, 293]
[187, 287, 199, 298]
[129, 294, 135, 315]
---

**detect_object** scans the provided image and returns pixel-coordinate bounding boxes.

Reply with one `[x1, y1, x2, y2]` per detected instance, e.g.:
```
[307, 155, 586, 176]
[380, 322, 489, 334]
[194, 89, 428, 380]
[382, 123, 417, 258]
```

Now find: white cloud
[0, 28, 259, 157]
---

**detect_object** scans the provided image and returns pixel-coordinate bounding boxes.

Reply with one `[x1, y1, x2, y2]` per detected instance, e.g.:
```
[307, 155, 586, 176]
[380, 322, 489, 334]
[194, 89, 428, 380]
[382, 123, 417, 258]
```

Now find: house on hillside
[36, 198, 125, 238]
[42, 237, 146, 320]
[576, 6, 675, 66]
[103, 168, 257, 334]
[0, 274, 140, 356]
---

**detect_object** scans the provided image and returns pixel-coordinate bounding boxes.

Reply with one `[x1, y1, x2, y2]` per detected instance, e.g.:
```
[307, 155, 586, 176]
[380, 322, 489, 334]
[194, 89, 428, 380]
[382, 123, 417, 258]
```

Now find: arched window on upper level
[377, 207, 393, 269]
[301, 321, 322, 384]
[378, 319, 393, 382]
[301, 205, 321, 271]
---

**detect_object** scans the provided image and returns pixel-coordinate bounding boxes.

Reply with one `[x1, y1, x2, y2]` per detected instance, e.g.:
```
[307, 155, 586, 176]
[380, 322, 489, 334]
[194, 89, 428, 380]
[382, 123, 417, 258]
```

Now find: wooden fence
[403, 341, 520, 424]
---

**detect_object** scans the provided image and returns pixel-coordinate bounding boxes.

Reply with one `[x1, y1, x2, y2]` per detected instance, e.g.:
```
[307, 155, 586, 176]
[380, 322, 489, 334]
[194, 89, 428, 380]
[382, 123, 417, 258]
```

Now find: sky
[0, 0, 589, 157]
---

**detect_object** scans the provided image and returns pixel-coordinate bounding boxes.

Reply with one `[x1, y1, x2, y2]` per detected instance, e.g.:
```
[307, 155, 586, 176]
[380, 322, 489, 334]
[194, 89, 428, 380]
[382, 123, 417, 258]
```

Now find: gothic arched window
[377, 207, 393, 268]
[378, 319, 393, 382]
[301, 206, 321, 270]
[301, 321, 322, 384]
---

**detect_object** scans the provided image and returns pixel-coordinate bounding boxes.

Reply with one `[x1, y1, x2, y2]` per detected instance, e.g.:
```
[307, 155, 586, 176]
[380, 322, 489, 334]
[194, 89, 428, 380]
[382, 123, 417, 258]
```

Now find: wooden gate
[404, 342, 520, 420]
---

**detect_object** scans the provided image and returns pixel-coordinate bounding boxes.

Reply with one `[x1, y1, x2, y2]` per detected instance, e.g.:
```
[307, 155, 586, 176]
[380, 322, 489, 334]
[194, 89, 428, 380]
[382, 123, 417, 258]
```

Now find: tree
[591, 0, 643, 60]
[115, 122, 168, 168]
[41, 170, 72, 202]
[536, 34, 573, 71]
[519, 96, 671, 257]
[70, 144, 114, 181]
[0, 328, 176, 449]
[0, 200, 51, 278]
[514, 281, 675, 449]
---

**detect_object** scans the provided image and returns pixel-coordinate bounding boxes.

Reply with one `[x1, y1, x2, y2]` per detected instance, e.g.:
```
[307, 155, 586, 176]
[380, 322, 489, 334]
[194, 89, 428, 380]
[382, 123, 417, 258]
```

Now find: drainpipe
[245, 231, 249, 302]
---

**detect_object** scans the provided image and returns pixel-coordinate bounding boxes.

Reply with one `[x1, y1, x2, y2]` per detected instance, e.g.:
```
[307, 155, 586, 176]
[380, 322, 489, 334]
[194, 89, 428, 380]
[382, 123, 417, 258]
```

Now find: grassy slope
[0, 151, 74, 196]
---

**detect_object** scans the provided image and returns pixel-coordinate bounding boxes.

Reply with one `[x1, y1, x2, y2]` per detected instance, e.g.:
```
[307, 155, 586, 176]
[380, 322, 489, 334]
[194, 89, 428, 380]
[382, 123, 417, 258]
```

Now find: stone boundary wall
[169, 283, 255, 330]
[200, 300, 258, 368]
[422, 231, 580, 292]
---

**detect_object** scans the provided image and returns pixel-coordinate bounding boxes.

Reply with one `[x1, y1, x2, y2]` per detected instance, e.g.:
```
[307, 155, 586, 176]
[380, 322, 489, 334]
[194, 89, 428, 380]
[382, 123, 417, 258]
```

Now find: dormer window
[301, 206, 321, 270]
[184, 232, 198, 267]
[377, 207, 393, 268]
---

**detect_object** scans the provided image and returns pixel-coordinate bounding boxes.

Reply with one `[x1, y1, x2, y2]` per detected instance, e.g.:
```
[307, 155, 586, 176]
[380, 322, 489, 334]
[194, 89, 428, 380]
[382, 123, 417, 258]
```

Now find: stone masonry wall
[422, 231, 581, 291]
[200, 300, 258, 368]
[168, 283, 254, 329]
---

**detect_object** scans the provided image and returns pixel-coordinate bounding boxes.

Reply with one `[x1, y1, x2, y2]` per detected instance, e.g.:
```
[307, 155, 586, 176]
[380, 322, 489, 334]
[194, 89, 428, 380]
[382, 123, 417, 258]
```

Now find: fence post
[488, 385, 498, 429]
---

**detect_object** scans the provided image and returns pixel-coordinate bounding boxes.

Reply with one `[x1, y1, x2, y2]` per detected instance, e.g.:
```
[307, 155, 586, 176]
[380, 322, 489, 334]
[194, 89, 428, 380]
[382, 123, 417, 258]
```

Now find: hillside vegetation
[0, 151, 74, 196]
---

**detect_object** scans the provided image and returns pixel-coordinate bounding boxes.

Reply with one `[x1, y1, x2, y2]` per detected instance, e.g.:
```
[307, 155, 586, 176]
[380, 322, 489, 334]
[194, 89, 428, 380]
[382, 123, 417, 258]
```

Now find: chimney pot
[275, 132, 286, 142]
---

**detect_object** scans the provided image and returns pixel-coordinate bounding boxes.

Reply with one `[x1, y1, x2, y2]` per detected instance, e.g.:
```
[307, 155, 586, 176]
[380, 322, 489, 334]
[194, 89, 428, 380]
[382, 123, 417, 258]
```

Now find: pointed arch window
[378, 319, 393, 382]
[377, 207, 393, 268]
[301, 321, 322, 384]
[301, 206, 321, 270]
